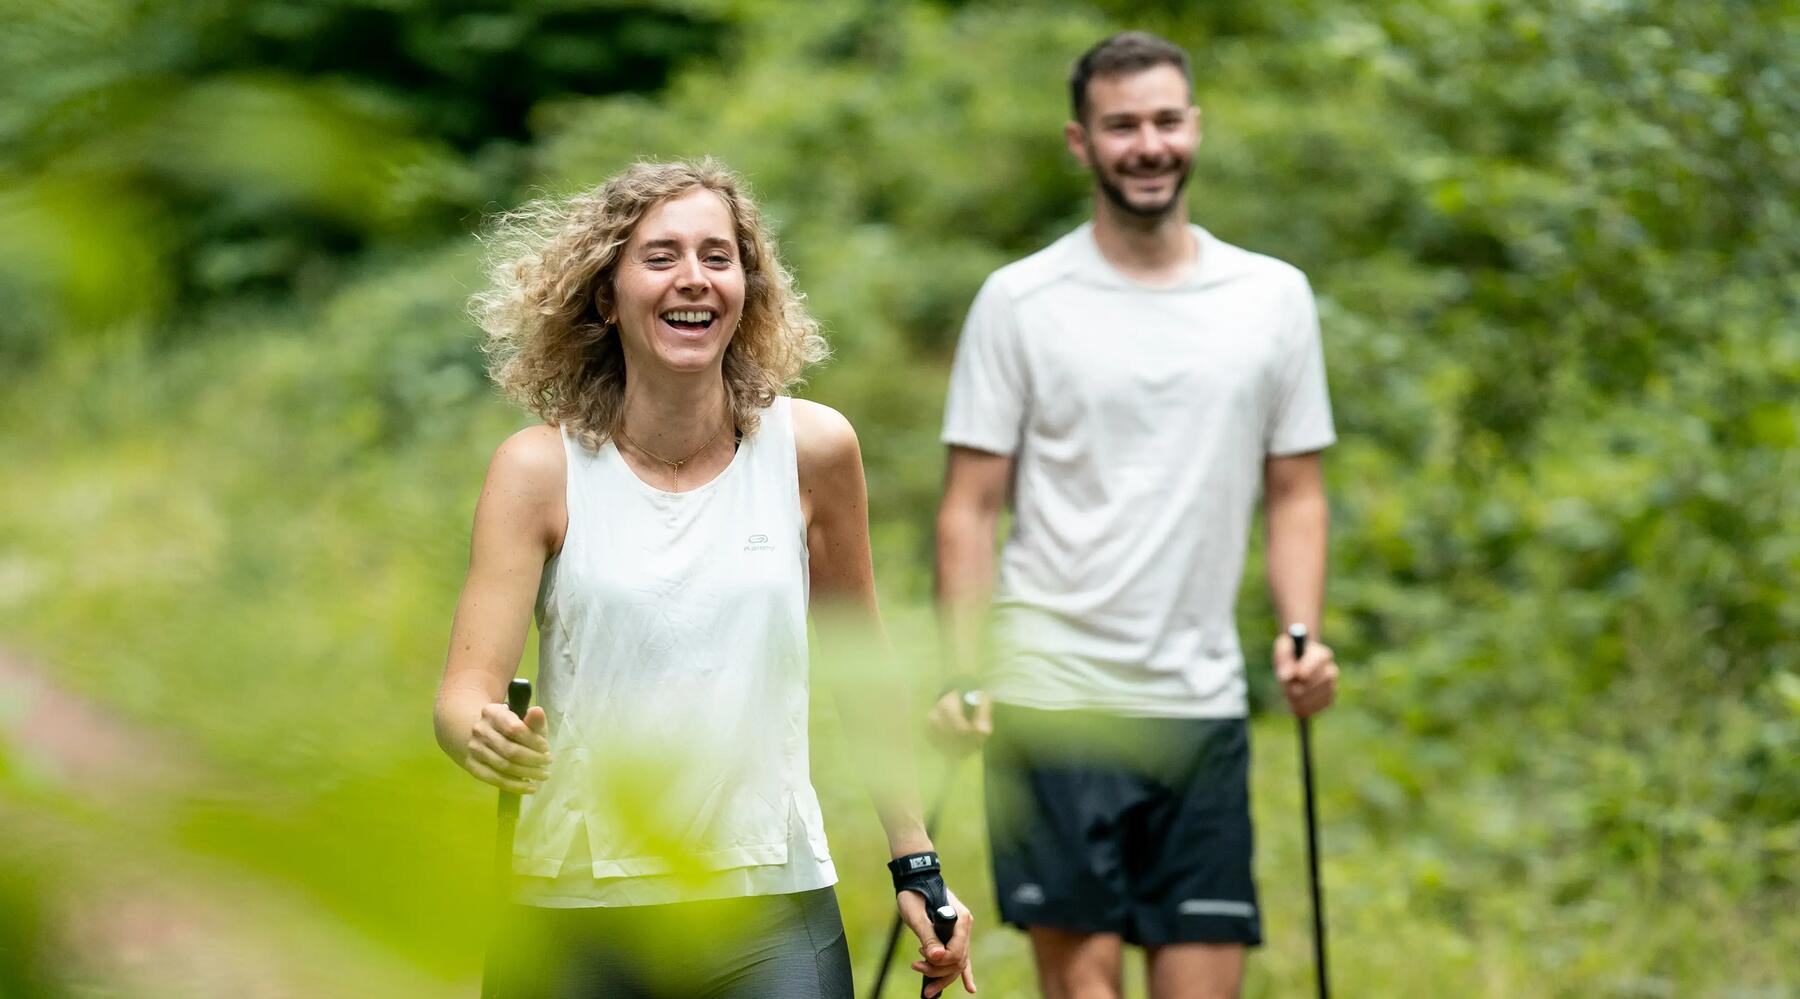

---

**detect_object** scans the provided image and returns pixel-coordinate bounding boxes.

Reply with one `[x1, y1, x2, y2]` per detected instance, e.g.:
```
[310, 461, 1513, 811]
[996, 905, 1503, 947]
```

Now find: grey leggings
[482, 888, 853, 999]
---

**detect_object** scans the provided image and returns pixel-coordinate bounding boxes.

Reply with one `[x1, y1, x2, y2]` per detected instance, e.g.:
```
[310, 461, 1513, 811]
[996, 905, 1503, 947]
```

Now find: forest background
[1, 0, 1796, 995]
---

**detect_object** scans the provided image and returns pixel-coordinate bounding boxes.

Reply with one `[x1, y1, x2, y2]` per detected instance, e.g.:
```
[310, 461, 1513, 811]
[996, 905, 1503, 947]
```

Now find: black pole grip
[1289, 622, 1308, 660]
[507, 678, 532, 719]
[493, 678, 534, 879]
[922, 905, 959, 998]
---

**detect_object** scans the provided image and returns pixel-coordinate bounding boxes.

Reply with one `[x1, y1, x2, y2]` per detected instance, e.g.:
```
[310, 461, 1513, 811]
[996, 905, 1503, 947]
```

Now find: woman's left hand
[899, 886, 977, 997]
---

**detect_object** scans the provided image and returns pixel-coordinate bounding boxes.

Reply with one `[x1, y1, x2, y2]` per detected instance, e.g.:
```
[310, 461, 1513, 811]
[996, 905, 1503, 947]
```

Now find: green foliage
[0, 0, 724, 355]
[1, 0, 1797, 994]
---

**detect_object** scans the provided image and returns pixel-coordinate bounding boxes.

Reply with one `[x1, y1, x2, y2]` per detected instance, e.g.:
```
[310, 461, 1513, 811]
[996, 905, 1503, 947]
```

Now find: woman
[433, 158, 976, 998]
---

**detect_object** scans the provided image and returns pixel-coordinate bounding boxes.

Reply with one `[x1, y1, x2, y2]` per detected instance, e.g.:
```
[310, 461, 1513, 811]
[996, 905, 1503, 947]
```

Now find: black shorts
[983, 704, 1261, 947]
[481, 887, 853, 999]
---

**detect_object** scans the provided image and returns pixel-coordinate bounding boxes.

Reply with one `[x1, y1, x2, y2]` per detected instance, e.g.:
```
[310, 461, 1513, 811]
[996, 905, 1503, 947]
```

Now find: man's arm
[1264, 450, 1338, 717]
[929, 445, 1012, 750]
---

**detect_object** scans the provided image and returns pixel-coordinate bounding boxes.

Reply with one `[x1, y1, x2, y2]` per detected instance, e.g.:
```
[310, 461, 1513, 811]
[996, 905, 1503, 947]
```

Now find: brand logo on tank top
[743, 533, 774, 552]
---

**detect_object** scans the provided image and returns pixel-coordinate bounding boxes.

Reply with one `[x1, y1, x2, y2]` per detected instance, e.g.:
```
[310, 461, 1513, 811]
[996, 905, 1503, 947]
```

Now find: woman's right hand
[461, 702, 551, 793]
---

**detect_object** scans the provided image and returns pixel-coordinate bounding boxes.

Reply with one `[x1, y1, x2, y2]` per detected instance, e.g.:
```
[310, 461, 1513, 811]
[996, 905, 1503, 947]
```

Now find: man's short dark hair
[1069, 31, 1192, 122]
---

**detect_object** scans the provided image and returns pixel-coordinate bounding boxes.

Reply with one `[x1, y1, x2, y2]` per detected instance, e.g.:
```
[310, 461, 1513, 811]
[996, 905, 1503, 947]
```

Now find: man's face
[1065, 65, 1200, 220]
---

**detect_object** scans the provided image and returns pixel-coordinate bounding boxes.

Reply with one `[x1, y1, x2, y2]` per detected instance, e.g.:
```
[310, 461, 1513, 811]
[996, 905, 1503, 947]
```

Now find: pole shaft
[1300, 717, 1329, 999]
[1288, 624, 1329, 999]
[482, 678, 533, 999]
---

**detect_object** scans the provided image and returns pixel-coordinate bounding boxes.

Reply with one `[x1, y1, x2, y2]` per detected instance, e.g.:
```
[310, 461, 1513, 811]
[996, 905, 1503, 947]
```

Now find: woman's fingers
[477, 703, 552, 759]
[945, 892, 973, 962]
[462, 756, 538, 794]
[481, 702, 551, 753]
[466, 700, 553, 786]
[908, 891, 975, 994]
[485, 727, 552, 768]
[467, 738, 550, 782]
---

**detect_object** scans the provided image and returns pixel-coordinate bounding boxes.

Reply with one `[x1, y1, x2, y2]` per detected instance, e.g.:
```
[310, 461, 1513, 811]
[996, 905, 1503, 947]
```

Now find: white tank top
[512, 396, 835, 906]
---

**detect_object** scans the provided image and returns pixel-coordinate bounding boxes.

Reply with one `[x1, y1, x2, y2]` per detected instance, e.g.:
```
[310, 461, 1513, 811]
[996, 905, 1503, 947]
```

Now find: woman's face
[610, 187, 747, 376]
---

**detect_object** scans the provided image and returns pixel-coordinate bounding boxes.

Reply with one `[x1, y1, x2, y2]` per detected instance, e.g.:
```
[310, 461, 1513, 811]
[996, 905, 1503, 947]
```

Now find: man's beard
[1092, 147, 1192, 220]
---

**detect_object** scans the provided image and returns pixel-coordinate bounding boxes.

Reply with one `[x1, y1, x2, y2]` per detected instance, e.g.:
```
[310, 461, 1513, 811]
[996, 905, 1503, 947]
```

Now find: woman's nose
[674, 254, 709, 293]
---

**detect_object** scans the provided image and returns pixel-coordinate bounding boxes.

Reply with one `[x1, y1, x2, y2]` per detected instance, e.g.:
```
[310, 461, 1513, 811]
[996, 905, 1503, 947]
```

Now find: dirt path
[0, 651, 466, 999]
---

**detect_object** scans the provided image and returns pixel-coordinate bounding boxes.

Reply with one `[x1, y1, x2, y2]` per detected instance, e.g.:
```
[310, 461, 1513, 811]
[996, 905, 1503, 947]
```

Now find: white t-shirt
[941, 223, 1335, 718]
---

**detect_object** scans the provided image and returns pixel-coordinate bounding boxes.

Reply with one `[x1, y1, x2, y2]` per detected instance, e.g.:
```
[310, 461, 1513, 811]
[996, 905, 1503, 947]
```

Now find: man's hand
[1272, 635, 1338, 718]
[898, 887, 977, 997]
[925, 689, 992, 757]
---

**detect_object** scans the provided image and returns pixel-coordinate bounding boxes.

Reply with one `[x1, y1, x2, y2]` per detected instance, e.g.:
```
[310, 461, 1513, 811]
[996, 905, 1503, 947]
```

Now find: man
[930, 31, 1340, 999]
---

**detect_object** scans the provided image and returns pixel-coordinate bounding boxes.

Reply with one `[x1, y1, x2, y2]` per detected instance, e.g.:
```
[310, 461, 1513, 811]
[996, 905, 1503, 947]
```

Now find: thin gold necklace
[618, 420, 727, 490]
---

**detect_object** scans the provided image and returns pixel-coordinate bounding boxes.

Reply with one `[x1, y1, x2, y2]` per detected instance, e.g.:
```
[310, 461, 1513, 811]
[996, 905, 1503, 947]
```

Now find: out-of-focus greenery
[1, 0, 1796, 996]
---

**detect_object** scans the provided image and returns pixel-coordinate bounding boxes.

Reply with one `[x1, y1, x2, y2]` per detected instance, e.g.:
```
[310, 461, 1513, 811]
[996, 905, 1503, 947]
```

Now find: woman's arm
[793, 400, 927, 852]
[432, 425, 565, 792]
[793, 399, 976, 997]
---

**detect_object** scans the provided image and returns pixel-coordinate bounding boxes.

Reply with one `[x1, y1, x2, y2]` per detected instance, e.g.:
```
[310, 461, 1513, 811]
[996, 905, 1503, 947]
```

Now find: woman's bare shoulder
[790, 398, 864, 525]
[486, 424, 567, 504]
[790, 398, 859, 470]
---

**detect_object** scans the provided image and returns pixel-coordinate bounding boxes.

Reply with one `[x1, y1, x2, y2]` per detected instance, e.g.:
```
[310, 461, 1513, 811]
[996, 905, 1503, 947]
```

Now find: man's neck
[1090, 196, 1197, 287]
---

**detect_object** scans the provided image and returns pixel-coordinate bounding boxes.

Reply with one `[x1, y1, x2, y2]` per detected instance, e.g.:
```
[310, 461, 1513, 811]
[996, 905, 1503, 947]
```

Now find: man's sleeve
[941, 275, 1028, 456]
[1265, 274, 1337, 457]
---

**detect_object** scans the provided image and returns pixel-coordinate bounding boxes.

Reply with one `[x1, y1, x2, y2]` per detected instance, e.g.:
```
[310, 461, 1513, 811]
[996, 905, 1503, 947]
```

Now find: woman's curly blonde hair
[471, 157, 828, 448]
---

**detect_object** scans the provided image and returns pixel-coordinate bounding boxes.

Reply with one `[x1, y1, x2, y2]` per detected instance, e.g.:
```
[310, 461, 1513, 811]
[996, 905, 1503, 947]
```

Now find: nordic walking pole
[923, 902, 959, 999]
[492, 678, 534, 883]
[1288, 624, 1329, 999]
[480, 677, 533, 999]
[865, 690, 979, 999]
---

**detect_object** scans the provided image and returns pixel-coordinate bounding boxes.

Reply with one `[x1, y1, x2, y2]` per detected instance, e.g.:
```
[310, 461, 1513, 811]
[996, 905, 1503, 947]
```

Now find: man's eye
[646, 256, 675, 266]
[706, 254, 732, 265]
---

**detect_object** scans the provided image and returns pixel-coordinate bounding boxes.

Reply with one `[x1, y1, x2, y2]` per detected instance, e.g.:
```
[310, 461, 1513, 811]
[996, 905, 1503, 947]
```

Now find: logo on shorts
[743, 533, 774, 552]
[1012, 883, 1046, 905]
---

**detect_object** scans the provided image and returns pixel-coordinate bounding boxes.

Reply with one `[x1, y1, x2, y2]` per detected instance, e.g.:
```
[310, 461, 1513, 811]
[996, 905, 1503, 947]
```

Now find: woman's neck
[618, 365, 732, 460]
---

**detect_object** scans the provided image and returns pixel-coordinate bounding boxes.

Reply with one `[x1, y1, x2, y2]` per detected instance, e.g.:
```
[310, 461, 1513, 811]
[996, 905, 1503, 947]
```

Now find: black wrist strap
[889, 851, 951, 912]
